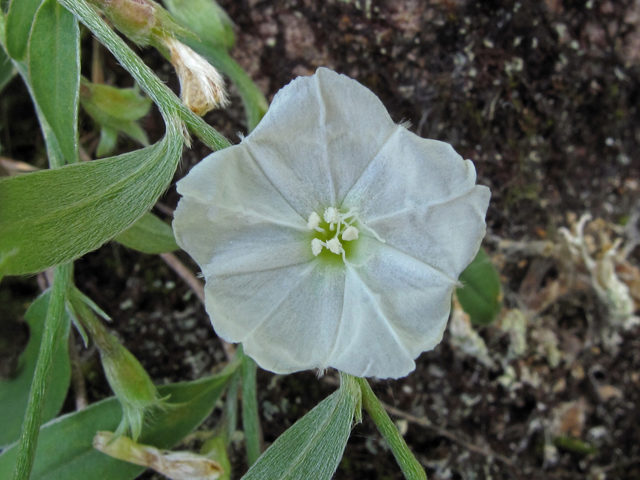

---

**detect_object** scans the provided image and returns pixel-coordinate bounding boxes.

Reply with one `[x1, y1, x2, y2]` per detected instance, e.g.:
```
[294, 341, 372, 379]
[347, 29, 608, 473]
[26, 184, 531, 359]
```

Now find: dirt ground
[2, 0, 640, 479]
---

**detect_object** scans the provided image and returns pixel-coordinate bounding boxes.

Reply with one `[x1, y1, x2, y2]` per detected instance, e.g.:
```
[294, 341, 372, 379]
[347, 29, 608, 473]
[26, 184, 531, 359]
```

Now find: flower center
[307, 207, 364, 263]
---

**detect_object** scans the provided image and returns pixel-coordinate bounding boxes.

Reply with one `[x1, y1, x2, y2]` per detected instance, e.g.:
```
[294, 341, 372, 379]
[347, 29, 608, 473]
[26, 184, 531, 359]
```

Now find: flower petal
[173, 144, 311, 276]
[343, 128, 481, 223]
[245, 68, 397, 215]
[366, 186, 490, 279]
[326, 237, 456, 379]
[205, 263, 345, 374]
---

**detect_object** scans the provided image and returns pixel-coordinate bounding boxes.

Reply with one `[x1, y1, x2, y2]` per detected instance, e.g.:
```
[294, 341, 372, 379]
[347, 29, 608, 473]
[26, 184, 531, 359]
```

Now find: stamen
[325, 237, 343, 255]
[309, 206, 383, 261]
[307, 212, 321, 230]
[311, 238, 324, 256]
[342, 226, 359, 241]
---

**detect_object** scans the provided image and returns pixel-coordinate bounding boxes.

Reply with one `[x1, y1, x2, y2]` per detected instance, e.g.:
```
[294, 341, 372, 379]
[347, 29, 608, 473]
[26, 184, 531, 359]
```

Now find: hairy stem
[13, 264, 72, 480]
[356, 377, 427, 480]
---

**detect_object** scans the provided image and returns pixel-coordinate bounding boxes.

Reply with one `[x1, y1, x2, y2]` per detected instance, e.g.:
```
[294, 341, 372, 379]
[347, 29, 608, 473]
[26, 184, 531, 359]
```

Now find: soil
[2, 0, 640, 479]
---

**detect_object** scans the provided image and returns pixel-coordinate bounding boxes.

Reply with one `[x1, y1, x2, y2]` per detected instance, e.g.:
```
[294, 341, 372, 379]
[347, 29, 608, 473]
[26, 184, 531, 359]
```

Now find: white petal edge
[325, 236, 457, 379]
[245, 67, 398, 216]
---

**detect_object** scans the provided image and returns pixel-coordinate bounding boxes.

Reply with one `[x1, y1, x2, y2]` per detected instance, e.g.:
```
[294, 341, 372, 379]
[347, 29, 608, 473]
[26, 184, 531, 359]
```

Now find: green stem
[13, 263, 72, 480]
[58, 0, 232, 151]
[239, 346, 262, 466]
[356, 377, 427, 480]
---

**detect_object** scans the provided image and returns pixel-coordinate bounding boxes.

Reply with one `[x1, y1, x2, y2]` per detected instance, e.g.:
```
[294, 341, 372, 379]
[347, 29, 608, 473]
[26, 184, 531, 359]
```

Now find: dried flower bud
[162, 36, 228, 116]
[94, 432, 224, 480]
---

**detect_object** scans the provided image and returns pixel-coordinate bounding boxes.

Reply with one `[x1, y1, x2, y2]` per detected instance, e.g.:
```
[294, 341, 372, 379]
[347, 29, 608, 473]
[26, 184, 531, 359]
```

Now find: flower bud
[88, 0, 157, 45]
[94, 432, 224, 480]
[69, 293, 164, 440]
[87, 0, 187, 46]
[161, 36, 228, 116]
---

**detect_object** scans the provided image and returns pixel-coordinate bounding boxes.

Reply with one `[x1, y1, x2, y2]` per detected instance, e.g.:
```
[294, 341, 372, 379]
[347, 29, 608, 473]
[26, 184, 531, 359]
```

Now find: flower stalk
[355, 377, 427, 480]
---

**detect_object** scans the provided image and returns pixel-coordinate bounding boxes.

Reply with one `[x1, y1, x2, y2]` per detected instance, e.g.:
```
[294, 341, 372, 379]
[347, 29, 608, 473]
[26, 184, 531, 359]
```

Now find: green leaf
[457, 248, 503, 326]
[0, 291, 71, 447]
[241, 375, 360, 480]
[96, 127, 119, 158]
[28, 0, 80, 164]
[5, 0, 43, 60]
[0, 122, 183, 276]
[0, 44, 16, 93]
[163, 0, 235, 50]
[0, 371, 235, 480]
[114, 212, 179, 254]
[80, 78, 152, 154]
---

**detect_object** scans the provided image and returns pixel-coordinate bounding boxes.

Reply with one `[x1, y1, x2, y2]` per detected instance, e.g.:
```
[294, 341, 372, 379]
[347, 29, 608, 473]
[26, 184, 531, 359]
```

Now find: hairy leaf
[241, 376, 360, 480]
[0, 122, 183, 275]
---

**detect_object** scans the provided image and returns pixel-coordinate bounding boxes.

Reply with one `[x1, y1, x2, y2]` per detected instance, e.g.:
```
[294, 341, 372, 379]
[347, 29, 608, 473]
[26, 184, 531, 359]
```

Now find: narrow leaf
[5, 0, 43, 60]
[0, 122, 183, 276]
[115, 212, 179, 254]
[457, 248, 503, 325]
[28, 0, 80, 164]
[0, 291, 71, 447]
[241, 375, 360, 480]
[0, 371, 235, 480]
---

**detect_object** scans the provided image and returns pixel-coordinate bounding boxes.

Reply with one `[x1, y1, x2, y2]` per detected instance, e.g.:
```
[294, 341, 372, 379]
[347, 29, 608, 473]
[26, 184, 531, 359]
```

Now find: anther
[311, 238, 324, 256]
[342, 226, 359, 241]
[325, 237, 343, 255]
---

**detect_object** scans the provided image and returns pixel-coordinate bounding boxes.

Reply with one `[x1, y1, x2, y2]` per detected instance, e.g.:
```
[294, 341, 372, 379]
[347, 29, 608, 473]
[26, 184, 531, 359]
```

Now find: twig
[379, 401, 515, 468]
[154, 202, 176, 217]
[159, 252, 235, 361]
[160, 252, 205, 302]
[0, 156, 38, 175]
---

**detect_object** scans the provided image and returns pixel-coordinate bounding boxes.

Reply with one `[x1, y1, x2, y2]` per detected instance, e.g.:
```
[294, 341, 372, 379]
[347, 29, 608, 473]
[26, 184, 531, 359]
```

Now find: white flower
[173, 68, 490, 379]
